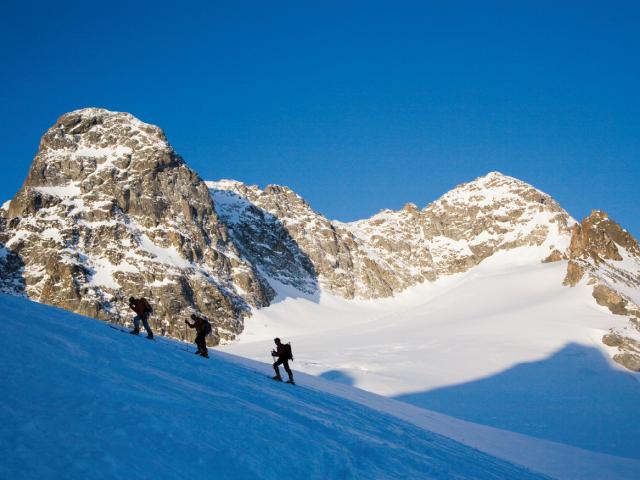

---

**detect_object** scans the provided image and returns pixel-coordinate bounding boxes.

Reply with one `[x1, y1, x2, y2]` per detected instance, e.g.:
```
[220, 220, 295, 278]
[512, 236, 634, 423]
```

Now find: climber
[128, 296, 154, 339]
[185, 313, 211, 358]
[271, 337, 294, 384]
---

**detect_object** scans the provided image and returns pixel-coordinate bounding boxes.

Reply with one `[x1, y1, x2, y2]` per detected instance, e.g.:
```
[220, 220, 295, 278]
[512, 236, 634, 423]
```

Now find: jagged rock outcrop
[563, 211, 640, 315]
[542, 249, 566, 263]
[207, 180, 318, 295]
[0, 211, 25, 295]
[602, 330, 640, 371]
[592, 284, 639, 317]
[209, 180, 401, 299]
[210, 172, 575, 299]
[562, 210, 640, 370]
[0, 108, 273, 343]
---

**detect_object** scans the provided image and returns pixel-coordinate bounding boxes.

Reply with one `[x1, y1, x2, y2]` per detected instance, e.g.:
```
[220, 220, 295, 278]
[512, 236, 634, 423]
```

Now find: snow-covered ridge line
[208, 169, 576, 300]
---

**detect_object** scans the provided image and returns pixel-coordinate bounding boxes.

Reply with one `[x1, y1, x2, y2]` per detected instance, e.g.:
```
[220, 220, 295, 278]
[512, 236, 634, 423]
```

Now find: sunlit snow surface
[1, 294, 555, 480]
[222, 248, 640, 464]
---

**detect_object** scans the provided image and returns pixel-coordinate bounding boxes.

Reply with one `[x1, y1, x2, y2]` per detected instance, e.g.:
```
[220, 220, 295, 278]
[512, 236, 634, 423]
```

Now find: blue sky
[2, 1, 639, 235]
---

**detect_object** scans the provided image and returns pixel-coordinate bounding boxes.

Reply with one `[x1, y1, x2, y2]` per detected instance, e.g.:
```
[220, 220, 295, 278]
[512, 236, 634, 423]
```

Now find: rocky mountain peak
[9, 108, 178, 220]
[1, 108, 273, 343]
[402, 202, 419, 213]
[564, 210, 640, 287]
[418, 172, 574, 272]
[431, 171, 555, 212]
[23, 108, 168, 187]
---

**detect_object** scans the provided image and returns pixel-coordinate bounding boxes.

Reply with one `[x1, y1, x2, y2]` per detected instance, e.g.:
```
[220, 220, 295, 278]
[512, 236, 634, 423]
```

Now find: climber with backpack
[185, 313, 211, 358]
[128, 296, 154, 339]
[271, 337, 294, 384]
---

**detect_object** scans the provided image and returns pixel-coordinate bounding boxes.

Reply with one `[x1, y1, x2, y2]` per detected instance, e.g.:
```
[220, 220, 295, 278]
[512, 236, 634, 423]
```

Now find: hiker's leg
[142, 313, 153, 337]
[273, 358, 283, 378]
[196, 333, 207, 356]
[283, 359, 293, 381]
[132, 315, 141, 332]
[200, 335, 208, 357]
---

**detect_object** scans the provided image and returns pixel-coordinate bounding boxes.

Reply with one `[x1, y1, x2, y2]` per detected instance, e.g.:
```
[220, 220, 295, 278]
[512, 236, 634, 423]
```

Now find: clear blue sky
[2, 1, 639, 236]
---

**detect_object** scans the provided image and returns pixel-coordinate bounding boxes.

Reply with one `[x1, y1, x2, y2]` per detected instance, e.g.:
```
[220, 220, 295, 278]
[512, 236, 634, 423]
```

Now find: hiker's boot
[129, 329, 140, 335]
[286, 374, 295, 384]
[272, 375, 283, 381]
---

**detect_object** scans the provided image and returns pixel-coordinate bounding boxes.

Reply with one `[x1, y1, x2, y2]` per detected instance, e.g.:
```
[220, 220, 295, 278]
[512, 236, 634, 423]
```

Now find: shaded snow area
[222, 248, 640, 478]
[1, 294, 554, 480]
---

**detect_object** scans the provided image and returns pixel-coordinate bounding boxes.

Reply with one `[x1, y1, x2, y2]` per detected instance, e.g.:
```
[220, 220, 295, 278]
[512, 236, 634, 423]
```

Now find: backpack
[284, 342, 293, 362]
[140, 298, 153, 315]
[203, 319, 212, 336]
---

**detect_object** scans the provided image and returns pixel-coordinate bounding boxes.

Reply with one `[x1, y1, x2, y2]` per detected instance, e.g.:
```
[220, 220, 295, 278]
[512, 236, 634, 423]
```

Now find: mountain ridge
[1, 108, 638, 369]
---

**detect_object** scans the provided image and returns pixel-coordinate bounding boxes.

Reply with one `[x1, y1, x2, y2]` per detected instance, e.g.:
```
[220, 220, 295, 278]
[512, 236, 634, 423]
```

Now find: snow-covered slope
[0, 293, 560, 480]
[223, 247, 640, 462]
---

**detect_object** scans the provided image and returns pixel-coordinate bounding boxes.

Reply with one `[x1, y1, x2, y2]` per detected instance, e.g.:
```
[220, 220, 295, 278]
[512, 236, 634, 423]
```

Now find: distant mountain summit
[1, 108, 638, 368]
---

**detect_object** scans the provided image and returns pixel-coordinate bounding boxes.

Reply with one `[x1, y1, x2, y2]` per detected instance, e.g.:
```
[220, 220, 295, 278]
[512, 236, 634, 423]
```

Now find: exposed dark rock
[542, 249, 565, 263]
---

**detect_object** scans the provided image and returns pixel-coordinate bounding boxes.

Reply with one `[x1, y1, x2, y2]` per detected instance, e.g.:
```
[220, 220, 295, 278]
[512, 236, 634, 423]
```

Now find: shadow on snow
[319, 369, 356, 386]
[394, 342, 640, 460]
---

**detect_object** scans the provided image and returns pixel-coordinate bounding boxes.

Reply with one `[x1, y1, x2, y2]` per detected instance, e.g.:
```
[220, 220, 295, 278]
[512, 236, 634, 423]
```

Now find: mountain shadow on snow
[395, 342, 640, 460]
[319, 369, 356, 386]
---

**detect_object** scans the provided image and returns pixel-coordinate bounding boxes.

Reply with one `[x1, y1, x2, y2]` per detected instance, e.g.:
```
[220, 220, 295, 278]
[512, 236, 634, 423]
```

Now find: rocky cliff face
[0, 108, 273, 343]
[209, 179, 387, 299]
[562, 210, 640, 370]
[207, 180, 319, 295]
[210, 172, 575, 299]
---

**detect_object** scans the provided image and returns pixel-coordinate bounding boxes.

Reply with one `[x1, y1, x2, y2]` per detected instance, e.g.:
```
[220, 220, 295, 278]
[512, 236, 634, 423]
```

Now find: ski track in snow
[0, 293, 560, 480]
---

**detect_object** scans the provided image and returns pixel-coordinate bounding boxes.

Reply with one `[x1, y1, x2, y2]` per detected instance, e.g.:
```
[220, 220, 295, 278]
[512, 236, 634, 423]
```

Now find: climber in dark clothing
[128, 296, 154, 339]
[185, 314, 209, 358]
[271, 337, 294, 384]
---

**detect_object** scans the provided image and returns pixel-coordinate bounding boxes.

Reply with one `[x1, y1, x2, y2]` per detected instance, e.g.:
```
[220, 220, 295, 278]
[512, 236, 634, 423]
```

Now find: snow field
[223, 248, 640, 464]
[1, 293, 552, 480]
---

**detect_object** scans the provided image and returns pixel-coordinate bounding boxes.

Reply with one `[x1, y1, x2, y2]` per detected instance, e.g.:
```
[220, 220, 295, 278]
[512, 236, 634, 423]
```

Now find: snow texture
[0, 293, 553, 480]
